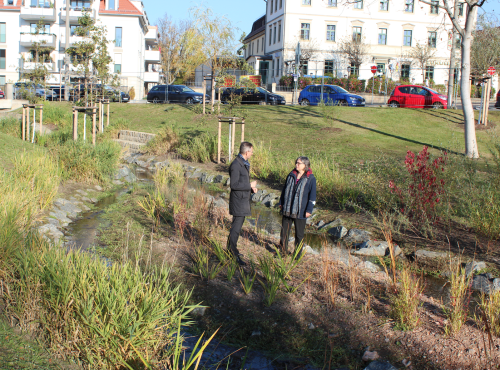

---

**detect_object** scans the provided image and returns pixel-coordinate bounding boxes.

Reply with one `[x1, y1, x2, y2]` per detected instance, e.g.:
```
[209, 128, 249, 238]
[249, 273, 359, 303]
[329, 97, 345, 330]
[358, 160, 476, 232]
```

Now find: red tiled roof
[99, 0, 142, 15]
[0, 0, 22, 10]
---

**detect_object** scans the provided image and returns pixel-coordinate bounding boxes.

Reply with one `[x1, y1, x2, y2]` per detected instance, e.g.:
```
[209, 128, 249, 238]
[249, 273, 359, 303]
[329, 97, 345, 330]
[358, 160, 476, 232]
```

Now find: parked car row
[14, 82, 56, 101]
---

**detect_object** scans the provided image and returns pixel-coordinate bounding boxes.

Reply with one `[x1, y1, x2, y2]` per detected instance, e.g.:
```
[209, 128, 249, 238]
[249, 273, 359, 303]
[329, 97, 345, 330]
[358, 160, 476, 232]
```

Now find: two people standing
[228, 141, 317, 265]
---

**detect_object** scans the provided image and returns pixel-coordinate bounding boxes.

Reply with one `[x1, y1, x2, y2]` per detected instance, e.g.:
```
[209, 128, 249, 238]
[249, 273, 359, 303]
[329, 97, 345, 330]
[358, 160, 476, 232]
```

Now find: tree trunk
[461, 5, 479, 158]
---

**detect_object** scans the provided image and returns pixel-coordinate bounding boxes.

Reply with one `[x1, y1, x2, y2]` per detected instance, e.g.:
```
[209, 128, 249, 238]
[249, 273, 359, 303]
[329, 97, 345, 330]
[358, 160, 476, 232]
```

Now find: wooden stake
[27, 107, 30, 140]
[202, 79, 206, 115]
[39, 107, 43, 136]
[217, 117, 221, 164]
[73, 109, 77, 141]
[484, 78, 491, 126]
[22, 107, 26, 141]
[106, 102, 110, 126]
[32, 108, 36, 143]
[241, 119, 245, 143]
[92, 108, 96, 145]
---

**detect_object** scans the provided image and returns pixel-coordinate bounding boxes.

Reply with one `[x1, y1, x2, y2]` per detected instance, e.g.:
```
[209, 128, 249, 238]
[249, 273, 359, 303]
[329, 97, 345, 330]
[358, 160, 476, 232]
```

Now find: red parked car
[388, 85, 447, 109]
[0, 88, 4, 99]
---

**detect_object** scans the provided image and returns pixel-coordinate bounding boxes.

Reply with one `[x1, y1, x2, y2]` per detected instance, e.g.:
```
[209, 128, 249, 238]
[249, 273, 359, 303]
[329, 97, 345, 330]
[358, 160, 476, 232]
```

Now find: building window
[354, 0, 363, 9]
[0, 50, 5, 70]
[302, 0, 311, 5]
[269, 26, 272, 45]
[380, 0, 388, 11]
[377, 63, 385, 73]
[324, 60, 335, 75]
[458, 3, 464, 16]
[270, 0, 273, 14]
[275, 0, 278, 11]
[276, 57, 280, 76]
[403, 30, 412, 46]
[31, 0, 49, 7]
[352, 26, 362, 42]
[272, 59, 275, 76]
[257, 39, 259, 54]
[401, 64, 410, 79]
[70, 25, 79, 36]
[301, 23, 310, 40]
[425, 66, 434, 80]
[326, 25, 336, 41]
[114, 64, 121, 73]
[430, 0, 439, 14]
[350, 63, 359, 76]
[31, 23, 50, 34]
[108, 0, 115, 10]
[405, 0, 414, 12]
[262, 37, 264, 52]
[280, 0, 283, 9]
[0, 23, 5, 43]
[278, 23, 281, 42]
[0, 76, 5, 85]
[273, 25, 277, 44]
[70, 0, 91, 8]
[428, 31, 437, 48]
[300, 61, 308, 76]
[378, 28, 387, 45]
[115, 27, 122, 47]
[328, 0, 337, 6]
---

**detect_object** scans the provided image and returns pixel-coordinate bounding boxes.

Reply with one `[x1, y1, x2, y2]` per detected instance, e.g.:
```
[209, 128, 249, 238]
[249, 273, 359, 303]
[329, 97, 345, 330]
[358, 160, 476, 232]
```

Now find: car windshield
[178, 86, 194, 93]
[333, 86, 348, 94]
[257, 87, 271, 94]
[427, 88, 439, 94]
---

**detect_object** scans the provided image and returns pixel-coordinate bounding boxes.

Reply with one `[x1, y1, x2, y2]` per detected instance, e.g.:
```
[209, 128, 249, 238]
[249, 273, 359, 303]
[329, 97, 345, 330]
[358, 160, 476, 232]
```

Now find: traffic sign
[371, 66, 377, 74]
[488, 66, 495, 76]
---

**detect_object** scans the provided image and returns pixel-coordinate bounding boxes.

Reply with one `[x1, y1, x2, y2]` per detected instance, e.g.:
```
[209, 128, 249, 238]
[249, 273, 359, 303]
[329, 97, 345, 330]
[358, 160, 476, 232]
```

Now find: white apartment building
[0, 0, 160, 99]
[243, 0, 466, 86]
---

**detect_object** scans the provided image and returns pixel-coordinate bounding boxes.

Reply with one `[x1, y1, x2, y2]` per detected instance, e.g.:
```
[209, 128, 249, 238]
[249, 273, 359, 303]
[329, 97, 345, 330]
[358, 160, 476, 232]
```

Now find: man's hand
[250, 180, 257, 188]
[305, 212, 312, 218]
[251, 187, 258, 193]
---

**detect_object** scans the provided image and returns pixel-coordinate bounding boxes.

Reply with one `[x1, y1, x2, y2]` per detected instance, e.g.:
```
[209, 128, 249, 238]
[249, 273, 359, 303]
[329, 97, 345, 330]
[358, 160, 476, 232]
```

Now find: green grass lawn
[0, 132, 41, 171]
[60, 101, 500, 164]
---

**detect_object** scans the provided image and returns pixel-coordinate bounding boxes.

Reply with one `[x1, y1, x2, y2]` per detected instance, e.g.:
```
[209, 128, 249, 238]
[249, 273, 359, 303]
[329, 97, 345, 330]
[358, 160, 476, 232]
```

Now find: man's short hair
[239, 142, 253, 155]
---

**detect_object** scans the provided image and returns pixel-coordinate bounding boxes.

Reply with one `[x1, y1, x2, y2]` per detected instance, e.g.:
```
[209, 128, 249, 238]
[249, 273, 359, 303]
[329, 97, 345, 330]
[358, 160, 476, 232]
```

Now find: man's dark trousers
[228, 216, 245, 256]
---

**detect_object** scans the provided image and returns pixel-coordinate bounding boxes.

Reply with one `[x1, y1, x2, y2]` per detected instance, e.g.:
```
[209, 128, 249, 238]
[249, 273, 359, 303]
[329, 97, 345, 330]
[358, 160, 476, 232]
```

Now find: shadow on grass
[337, 118, 462, 156]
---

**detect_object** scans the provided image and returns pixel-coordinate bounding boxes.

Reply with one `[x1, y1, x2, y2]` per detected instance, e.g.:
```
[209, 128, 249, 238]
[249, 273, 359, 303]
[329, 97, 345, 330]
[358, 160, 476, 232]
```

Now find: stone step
[118, 130, 156, 144]
[113, 139, 147, 152]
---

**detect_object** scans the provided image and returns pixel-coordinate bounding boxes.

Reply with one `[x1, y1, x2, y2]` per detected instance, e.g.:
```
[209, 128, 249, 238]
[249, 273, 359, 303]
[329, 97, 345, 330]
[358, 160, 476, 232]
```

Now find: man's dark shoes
[236, 256, 247, 266]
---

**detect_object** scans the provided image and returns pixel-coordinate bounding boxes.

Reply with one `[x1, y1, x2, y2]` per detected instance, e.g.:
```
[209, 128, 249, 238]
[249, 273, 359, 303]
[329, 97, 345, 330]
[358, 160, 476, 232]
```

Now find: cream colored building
[243, 0, 467, 86]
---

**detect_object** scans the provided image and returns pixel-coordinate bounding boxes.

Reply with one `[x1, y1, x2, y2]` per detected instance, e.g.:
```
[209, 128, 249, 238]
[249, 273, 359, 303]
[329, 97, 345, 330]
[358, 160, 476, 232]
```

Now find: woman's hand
[305, 212, 311, 218]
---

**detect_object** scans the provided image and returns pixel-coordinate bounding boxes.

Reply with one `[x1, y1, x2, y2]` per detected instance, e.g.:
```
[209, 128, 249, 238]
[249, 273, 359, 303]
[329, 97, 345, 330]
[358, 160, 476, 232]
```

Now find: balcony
[60, 7, 96, 23]
[20, 5, 57, 22]
[145, 27, 158, 41]
[23, 61, 55, 71]
[144, 71, 159, 83]
[60, 35, 85, 49]
[20, 33, 56, 48]
[145, 50, 160, 62]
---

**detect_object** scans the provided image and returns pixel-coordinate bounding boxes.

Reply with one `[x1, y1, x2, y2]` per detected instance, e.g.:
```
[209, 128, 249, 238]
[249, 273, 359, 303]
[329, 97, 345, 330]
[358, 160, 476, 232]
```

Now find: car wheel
[153, 97, 160, 104]
[339, 100, 348, 106]
[300, 99, 310, 106]
[186, 98, 194, 104]
[389, 101, 400, 108]
[432, 102, 443, 109]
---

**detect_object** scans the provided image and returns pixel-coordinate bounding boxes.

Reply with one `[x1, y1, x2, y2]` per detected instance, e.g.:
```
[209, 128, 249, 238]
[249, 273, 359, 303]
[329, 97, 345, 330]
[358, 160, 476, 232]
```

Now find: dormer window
[107, 0, 119, 10]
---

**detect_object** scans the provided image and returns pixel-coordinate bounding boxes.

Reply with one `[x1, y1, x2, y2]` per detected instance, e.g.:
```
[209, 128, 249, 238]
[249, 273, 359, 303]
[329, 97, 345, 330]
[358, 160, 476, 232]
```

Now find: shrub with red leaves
[389, 146, 447, 229]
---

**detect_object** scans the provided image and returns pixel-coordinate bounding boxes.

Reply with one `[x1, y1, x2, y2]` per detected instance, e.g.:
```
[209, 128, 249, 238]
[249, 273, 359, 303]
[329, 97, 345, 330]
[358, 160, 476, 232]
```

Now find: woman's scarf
[282, 169, 312, 218]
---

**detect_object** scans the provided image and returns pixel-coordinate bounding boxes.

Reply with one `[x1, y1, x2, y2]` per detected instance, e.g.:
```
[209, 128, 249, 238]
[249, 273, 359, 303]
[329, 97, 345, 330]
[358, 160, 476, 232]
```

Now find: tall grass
[144, 126, 180, 155]
[177, 132, 228, 163]
[54, 140, 121, 184]
[42, 101, 72, 127]
[0, 116, 21, 138]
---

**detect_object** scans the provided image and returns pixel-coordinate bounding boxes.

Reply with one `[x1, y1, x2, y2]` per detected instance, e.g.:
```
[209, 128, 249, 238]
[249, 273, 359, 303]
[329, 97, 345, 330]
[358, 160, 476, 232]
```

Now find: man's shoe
[236, 256, 247, 266]
[238, 253, 244, 258]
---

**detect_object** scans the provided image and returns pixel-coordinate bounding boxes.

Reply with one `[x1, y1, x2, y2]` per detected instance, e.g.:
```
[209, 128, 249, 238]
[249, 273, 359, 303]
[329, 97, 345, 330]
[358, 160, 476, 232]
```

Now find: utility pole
[447, 0, 459, 109]
[64, 0, 70, 101]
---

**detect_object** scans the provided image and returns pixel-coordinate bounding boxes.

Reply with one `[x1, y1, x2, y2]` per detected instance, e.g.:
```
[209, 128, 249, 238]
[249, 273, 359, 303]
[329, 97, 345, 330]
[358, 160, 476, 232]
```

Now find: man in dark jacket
[228, 142, 257, 265]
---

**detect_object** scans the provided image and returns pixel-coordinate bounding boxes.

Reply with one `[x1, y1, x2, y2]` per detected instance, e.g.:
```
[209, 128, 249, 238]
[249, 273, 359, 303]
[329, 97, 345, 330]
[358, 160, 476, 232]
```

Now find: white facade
[244, 0, 467, 86]
[0, 0, 159, 99]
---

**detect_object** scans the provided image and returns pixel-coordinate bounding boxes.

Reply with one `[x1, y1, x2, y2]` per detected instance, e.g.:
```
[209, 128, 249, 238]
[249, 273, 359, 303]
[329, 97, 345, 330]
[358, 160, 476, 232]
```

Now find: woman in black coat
[278, 156, 316, 256]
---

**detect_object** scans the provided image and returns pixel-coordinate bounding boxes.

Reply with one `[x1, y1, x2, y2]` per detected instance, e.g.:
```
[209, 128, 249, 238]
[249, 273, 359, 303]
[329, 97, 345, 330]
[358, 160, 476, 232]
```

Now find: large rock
[200, 173, 214, 183]
[492, 278, 500, 293]
[212, 198, 228, 210]
[415, 249, 449, 259]
[353, 241, 402, 257]
[465, 261, 487, 277]
[261, 193, 278, 207]
[343, 228, 371, 245]
[251, 189, 268, 203]
[472, 275, 493, 294]
[305, 213, 318, 225]
[58, 203, 82, 219]
[49, 210, 71, 226]
[318, 218, 343, 230]
[115, 166, 137, 183]
[189, 171, 202, 179]
[328, 226, 348, 240]
[361, 260, 381, 273]
[265, 221, 282, 235]
[363, 361, 397, 370]
[213, 175, 226, 184]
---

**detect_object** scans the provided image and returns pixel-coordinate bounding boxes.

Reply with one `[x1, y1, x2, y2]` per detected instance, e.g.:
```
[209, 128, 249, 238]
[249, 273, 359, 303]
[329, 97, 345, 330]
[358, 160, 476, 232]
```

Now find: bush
[365, 76, 397, 94]
[129, 86, 136, 100]
[144, 126, 180, 155]
[55, 140, 121, 183]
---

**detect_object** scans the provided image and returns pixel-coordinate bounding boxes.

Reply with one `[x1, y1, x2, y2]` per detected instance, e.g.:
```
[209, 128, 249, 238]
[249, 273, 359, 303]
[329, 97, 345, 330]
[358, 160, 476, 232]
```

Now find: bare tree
[284, 38, 321, 75]
[419, 0, 487, 159]
[336, 36, 370, 76]
[471, 14, 500, 77]
[407, 43, 436, 83]
[157, 15, 205, 84]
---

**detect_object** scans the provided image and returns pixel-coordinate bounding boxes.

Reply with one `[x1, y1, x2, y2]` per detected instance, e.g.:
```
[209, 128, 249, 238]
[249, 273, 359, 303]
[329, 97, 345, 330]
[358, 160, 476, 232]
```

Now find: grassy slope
[0, 132, 40, 171]
[74, 101, 500, 164]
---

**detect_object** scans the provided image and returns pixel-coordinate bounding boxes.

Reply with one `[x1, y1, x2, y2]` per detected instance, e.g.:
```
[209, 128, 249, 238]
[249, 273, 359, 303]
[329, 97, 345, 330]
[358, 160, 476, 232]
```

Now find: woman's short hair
[296, 156, 310, 171]
[240, 141, 253, 154]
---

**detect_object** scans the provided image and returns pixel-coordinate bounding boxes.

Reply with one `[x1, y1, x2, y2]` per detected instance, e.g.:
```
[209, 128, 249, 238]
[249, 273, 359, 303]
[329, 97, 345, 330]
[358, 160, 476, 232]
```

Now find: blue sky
[145, 0, 500, 44]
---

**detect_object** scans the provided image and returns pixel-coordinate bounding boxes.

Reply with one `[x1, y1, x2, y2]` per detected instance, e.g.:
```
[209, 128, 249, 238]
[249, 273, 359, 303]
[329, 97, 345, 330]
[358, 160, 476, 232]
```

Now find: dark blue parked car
[299, 85, 365, 107]
[147, 84, 209, 104]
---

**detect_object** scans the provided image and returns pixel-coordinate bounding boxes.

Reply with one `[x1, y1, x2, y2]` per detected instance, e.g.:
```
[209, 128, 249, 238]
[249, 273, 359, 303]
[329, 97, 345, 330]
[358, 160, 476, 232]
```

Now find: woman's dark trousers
[280, 215, 306, 254]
